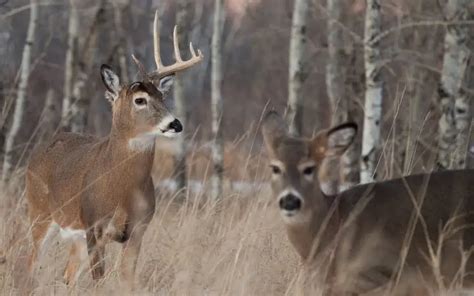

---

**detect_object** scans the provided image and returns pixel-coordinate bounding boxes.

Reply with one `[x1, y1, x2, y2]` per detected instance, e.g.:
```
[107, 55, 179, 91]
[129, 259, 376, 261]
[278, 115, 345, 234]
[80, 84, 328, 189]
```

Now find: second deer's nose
[279, 194, 302, 211]
[169, 119, 183, 133]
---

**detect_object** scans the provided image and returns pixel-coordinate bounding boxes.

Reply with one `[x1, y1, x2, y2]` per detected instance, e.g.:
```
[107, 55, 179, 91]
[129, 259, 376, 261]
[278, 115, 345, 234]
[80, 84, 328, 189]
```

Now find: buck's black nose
[279, 194, 302, 211]
[169, 119, 183, 133]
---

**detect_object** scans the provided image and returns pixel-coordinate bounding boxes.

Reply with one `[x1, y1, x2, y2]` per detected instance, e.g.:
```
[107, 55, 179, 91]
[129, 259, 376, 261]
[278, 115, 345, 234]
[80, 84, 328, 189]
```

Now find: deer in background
[262, 111, 474, 295]
[26, 10, 203, 286]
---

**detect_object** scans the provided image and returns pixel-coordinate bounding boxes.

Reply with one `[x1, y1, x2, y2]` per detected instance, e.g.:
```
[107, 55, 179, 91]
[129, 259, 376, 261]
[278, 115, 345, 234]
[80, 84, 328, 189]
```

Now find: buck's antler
[133, 10, 204, 81]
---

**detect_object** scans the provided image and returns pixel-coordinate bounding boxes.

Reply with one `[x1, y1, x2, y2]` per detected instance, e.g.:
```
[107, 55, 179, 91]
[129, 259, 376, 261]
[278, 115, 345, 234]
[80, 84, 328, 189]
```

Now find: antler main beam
[133, 10, 204, 81]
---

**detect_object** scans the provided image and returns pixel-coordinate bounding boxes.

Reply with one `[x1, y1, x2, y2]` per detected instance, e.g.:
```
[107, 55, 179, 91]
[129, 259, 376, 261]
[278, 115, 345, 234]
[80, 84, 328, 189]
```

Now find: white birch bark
[61, 0, 78, 128]
[436, 0, 471, 170]
[187, 1, 211, 103]
[174, 0, 191, 193]
[113, 1, 130, 83]
[403, 22, 423, 173]
[69, 1, 105, 133]
[462, 55, 474, 170]
[287, 0, 309, 136]
[2, 0, 38, 182]
[69, 70, 89, 133]
[325, 0, 358, 192]
[211, 0, 224, 200]
[326, 0, 345, 126]
[38, 89, 58, 143]
[360, 0, 383, 184]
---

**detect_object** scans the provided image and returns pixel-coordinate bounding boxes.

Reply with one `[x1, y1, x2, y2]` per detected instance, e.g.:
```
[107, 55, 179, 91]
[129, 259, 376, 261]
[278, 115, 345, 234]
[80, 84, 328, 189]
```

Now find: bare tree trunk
[69, 0, 106, 133]
[174, 0, 192, 193]
[211, 0, 224, 200]
[402, 12, 431, 174]
[113, 0, 131, 83]
[2, 0, 38, 182]
[69, 68, 89, 132]
[187, 1, 211, 103]
[286, 0, 309, 136]
[61, 0, 78, 128]
[37, 89, 58, 144]
[360, 0, 383, 184]
[325, 0, 358, 192]
[453, 54, 473, 169]
[436, 0, 471, 170]
[0, 18, 11, 151]
[463, 56, 474, 169]
[326, 0, 346, 125]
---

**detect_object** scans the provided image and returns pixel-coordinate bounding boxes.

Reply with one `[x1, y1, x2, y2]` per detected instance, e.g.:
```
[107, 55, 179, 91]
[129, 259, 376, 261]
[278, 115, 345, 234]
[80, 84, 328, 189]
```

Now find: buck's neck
[285, 190, 338, 261]
[105, 128, 156, 175]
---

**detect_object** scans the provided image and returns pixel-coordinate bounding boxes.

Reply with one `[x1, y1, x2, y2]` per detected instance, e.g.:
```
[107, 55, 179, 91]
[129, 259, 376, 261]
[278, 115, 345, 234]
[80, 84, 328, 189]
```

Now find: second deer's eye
[271, 165, 282, 175]
[134, 98, 147, 106]
[302, 166, 315, 176]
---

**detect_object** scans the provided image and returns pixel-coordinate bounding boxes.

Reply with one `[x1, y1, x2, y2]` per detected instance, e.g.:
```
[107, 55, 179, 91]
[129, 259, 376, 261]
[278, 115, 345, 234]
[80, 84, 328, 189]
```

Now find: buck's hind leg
[63, 237, 88, 285]
[86, 228, 105, 280]
[27, 211, 57, 275]
[26, 170, 57, 275]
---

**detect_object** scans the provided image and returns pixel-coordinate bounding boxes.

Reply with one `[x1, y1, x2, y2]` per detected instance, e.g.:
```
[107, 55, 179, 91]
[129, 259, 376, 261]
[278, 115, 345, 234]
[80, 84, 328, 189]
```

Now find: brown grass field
[0, 141, 317, 296]
[0, 138, 469, 295]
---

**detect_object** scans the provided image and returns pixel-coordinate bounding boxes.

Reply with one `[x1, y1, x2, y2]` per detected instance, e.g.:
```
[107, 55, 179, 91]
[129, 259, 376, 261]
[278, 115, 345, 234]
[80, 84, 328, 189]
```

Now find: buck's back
[28, 132, 103, 192]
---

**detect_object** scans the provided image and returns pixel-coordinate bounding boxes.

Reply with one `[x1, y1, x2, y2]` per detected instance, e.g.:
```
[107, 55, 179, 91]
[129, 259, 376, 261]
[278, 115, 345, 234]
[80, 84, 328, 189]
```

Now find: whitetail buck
[262, 111, 474, 295]
[25, 11, 202, 286]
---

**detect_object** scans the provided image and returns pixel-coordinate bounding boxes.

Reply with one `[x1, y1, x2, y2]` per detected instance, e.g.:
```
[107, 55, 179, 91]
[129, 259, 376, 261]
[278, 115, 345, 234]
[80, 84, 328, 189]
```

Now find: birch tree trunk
[326, 0, 346, 126]
[286, 0, 309, 136]
[402, 1, 429, 174]
[174, 0, 192, 193]
[113, 0, 131, 83]
[462, 57, 474, 169]
[69, 1, 105, 133]
[325, 0, 358, 192]
[61, 0, 78, 128]
[436, 0, 471, 170]
[360, 0, 383, 184]
[38, 89, 58, 144]
[211, 0, 224, 200]
[2, 0, 38, 182]
[187, 1, 211, 105]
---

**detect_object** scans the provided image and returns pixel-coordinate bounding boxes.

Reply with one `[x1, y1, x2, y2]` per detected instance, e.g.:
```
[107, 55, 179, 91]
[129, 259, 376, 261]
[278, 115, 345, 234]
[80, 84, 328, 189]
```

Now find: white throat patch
[128, 115, 179, 151]
[128, 134, 156, 151]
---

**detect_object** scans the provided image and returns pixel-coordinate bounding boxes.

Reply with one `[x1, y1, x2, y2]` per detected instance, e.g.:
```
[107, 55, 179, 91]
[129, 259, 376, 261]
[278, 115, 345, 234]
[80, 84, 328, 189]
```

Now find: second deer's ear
[311, 122, 357, 161]
[100, 64, 121, 101]
[261, 111, 288, 157]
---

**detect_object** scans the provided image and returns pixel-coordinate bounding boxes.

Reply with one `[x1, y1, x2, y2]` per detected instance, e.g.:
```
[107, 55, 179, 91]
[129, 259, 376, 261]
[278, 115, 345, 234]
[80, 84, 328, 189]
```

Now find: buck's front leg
[104, 206, 129, 243]
[120, 223, 147, 289]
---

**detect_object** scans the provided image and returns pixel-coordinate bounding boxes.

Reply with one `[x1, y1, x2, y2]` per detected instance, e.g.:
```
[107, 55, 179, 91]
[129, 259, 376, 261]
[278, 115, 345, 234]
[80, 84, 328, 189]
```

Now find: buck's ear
[100, 64, 121, 101]
[262, 111, 288, 157]
[158, 75, 175, 97]
[311, 122, 357, 161]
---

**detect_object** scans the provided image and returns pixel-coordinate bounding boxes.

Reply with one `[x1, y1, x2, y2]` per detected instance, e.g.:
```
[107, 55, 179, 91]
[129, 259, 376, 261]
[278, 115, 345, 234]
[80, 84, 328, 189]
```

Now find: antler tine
[173, 26, 183, 62]
[189, 42, 196, 57]
[147, 9, 204, 80]
[153, 10, 163, 69]
[131, 54, 149, 79]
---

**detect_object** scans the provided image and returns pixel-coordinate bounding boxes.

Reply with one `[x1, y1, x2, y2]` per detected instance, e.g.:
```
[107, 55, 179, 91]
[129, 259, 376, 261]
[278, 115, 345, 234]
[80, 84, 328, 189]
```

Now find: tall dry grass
[0, 147, 305, 295]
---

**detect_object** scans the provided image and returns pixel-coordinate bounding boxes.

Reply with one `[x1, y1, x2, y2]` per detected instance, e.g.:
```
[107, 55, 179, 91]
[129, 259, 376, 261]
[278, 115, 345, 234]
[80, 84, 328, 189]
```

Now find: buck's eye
[270, 165, 282, 175]
[134, 98, 147, 106]
[302, 166, 315, 176]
